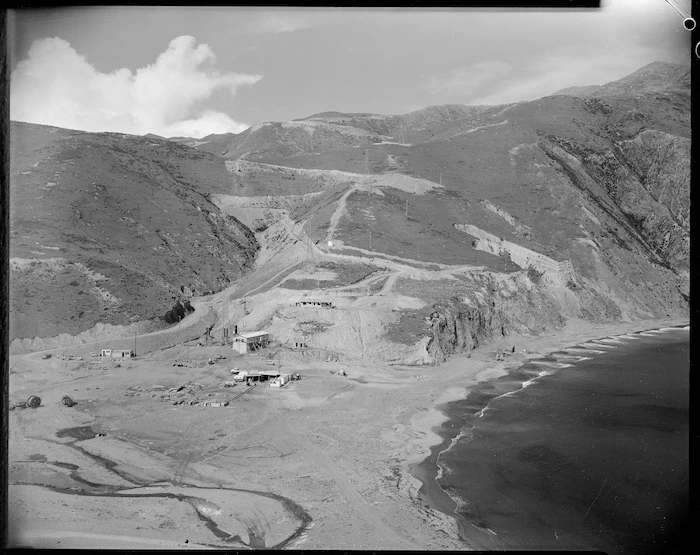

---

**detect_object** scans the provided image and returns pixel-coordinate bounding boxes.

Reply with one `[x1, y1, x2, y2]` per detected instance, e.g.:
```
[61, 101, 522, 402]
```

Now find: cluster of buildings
[230, 367, 296, 386]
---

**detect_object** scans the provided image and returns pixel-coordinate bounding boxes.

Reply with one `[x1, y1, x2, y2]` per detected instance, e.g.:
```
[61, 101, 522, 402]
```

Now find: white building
[232, 331, 270, 354]
[101, 349, 135, 358]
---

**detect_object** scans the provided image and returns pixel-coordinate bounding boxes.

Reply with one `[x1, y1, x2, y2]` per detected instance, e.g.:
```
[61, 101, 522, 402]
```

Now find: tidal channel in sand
[9, 423, 311, 549]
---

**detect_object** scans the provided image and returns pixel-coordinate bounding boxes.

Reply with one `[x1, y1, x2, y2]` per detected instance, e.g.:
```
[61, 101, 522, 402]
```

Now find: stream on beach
[413, 326, 689, 554]
[12, 424, 312, 549]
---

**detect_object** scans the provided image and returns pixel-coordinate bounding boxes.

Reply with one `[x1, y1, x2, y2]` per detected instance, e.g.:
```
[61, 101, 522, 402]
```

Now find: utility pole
[365, 150, 369, 174]
[405, 199, 408, 216]
[369, 230, 372, 250]
[134, 330, 137, 357]
[440, 172, 443, 186]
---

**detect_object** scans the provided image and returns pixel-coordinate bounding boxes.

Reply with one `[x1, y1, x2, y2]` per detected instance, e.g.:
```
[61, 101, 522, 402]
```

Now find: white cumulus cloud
[10, 35, 263, 138]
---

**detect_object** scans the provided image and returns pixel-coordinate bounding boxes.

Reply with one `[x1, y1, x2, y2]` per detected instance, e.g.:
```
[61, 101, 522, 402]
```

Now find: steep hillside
[243, 65, 689, 277]
[9, 122, 258, 341]
[201, 61, 689, 363]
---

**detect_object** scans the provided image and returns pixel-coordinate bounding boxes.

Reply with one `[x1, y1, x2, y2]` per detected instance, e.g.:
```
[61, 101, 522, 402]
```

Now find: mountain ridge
[553, 61, 690, 98]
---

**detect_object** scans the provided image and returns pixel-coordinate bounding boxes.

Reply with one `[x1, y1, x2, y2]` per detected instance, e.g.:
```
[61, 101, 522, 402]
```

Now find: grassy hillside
[9, 122, 258, 340]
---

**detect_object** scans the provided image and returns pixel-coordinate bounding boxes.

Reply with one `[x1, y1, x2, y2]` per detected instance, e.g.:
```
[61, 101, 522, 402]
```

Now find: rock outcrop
[426, 300, 500, 362]
[538, 130, 689, 278]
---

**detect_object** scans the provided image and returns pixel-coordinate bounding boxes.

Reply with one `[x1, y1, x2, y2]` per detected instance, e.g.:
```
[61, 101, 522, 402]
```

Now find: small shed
[232, 331, 270, 354]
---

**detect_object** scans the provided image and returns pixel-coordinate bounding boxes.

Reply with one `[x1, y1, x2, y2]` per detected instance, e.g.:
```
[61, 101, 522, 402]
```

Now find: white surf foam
[583, 342, 616, 349]
[477, 406, 490, 418]
[497, 390, 519, 399]
[596, 338, 626, 345]
[522, 372, 551, 389]
[563, 347, 596, 354]
[552, 353, 591, 363]
[487, 369, 558, 407]
[528, 360, 573, 369]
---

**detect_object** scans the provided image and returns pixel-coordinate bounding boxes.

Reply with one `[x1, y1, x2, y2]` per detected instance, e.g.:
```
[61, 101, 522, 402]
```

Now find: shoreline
[8, 314, 688, 550]
[406, 316, 689, 548]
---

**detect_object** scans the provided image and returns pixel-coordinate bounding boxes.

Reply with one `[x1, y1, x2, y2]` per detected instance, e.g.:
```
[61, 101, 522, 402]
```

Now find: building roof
[237, 330, 269, 339]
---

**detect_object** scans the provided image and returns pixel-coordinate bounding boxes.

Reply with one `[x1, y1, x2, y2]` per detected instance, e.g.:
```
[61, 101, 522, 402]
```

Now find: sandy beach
[6, 315, 687, 550]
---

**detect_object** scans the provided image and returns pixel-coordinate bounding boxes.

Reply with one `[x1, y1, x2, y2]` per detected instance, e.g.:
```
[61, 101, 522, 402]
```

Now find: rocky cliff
[538, 129, 689, 281]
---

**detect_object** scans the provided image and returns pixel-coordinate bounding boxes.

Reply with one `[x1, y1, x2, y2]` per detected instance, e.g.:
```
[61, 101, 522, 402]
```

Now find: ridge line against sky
[7, 3, 691, 138]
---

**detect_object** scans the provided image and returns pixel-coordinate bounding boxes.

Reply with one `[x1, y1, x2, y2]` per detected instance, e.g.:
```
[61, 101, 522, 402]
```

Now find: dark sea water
[416, 327, 689, 554]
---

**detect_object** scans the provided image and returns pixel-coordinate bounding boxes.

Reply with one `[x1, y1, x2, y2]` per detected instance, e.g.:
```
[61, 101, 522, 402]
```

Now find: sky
[7, 2, 692, 138]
